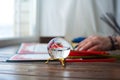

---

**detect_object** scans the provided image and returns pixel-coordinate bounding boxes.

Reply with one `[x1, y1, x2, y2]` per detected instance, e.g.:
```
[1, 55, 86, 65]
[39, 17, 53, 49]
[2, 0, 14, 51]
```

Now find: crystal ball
[47, 37, 73, 59]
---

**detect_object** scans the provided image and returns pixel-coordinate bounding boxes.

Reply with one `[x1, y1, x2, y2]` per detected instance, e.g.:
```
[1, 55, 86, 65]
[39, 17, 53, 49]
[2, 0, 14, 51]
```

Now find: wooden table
[0, 46, 120, 80]
[0, 61, 120, 80]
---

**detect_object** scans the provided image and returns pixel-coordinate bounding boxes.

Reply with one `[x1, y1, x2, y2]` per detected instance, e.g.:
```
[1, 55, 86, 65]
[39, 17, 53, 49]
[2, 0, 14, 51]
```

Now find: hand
[76, 35, 112, 51]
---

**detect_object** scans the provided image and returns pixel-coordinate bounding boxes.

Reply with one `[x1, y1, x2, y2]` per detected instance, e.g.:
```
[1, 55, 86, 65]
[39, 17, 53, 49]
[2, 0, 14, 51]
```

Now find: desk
[0, 46, 120, 80]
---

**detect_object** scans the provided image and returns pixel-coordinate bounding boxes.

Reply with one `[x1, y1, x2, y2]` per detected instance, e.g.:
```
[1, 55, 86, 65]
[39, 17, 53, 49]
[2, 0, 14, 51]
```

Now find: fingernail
[74, 47, 78, 50]
[79, 48, 83, 51]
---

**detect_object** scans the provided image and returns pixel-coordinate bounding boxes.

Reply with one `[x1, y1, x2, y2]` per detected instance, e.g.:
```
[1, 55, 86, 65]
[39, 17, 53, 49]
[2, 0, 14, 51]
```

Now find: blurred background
[0, 0, 120, 46]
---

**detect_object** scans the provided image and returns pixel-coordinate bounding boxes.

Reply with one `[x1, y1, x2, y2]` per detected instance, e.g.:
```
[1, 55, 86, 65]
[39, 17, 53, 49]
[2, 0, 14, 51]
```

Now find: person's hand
[76, 35, 112, 51]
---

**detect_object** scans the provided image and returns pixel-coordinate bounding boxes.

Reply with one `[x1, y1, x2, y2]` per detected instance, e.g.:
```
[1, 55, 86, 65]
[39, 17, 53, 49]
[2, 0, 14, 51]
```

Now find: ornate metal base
[45, 58, 66, 67]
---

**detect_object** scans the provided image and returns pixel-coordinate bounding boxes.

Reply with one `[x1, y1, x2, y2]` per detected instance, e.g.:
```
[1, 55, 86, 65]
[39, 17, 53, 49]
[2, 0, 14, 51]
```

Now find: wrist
[108, 36, 119, 50]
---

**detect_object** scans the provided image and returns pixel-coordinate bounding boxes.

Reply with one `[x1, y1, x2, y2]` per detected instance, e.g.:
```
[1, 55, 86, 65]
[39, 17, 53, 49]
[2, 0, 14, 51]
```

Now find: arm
[75, 35, 120, 51]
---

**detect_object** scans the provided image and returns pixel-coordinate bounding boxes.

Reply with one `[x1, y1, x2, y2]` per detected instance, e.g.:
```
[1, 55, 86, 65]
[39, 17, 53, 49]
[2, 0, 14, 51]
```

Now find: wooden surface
[0, 62, 120, 80]
[0, 46, 120, 80]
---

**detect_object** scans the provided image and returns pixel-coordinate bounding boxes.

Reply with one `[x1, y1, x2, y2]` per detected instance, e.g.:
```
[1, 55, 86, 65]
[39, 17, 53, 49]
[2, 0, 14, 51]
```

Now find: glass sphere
[47, 37, 73, 59]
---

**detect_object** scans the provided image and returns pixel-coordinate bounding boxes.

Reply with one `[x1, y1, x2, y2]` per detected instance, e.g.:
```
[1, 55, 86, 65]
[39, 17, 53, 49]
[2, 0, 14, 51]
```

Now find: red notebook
[69, 50, 109, 56]
[66, 50, 116, 62]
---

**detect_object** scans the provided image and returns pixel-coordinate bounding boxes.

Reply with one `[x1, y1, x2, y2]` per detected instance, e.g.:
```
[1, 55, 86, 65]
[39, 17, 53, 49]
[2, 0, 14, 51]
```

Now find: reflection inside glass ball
[47, 37, 73, 58]
[46, 37, 73, 66]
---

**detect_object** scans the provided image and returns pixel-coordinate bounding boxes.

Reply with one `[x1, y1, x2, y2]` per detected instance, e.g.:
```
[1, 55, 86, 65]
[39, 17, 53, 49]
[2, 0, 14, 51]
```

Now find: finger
[76, 36, 94, 50]
[87, 45, 101, 51]
[76, 41, 88, 50]
[76, 40, 90, 50]
[77, 41, 96, 51]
